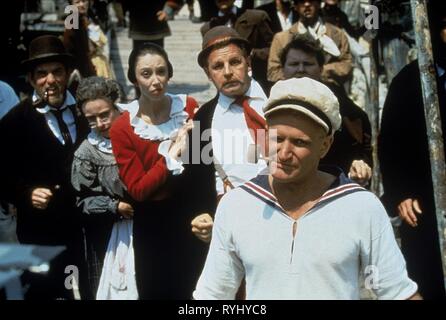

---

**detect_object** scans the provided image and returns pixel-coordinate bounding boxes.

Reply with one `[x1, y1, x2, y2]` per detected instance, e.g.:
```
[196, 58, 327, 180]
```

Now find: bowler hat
[21, 35, 75, 71]
[198, 26, 251, 68]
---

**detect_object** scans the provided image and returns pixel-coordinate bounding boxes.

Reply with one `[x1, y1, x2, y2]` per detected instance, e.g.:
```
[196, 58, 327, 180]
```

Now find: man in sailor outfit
[193, 77, 420, 300]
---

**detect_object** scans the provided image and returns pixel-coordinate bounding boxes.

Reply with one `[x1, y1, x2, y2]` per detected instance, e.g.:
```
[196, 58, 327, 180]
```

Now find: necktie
[225, 12, 237, 28]
[51, 108, 73, 149]
[234, 96, 267, 155]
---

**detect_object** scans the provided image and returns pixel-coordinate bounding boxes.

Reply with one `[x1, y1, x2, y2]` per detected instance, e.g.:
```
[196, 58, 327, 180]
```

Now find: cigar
[33, 89, 49, 109]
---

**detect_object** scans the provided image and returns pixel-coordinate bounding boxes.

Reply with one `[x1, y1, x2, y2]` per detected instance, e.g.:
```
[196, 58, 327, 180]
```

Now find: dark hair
[76, 76, 120, 109]
[280, 33, 326, 67]
[127, 42, 173, 84]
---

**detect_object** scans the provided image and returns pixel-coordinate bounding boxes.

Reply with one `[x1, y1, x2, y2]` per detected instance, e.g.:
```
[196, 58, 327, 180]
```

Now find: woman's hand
[117, 201, 134, 219]
[168, 120, 194, 160]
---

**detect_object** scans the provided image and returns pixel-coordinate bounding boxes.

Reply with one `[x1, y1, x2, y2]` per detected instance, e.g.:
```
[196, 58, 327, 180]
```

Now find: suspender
[213, 156, 234, 194]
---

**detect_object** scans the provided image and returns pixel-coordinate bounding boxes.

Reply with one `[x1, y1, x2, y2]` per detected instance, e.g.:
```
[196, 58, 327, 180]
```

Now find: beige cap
[264, 77, 341, 134]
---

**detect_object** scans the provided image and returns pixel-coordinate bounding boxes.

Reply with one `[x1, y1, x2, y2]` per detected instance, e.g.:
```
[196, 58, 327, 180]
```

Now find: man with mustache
[186, 26, 268, 244]
[201, 0, 274, 93]
[0, 35, 89, 299]
[193, 77, 420, 300]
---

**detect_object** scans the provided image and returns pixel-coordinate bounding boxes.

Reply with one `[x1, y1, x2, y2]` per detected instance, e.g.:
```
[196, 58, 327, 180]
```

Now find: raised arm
[110, 121, 169, 202]
[322, 29, 353, 84]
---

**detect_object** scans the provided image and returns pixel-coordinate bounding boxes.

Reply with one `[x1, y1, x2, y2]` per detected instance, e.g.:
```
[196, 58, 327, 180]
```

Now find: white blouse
[118, 94, 189, 141]
[117, 94, 189, 175]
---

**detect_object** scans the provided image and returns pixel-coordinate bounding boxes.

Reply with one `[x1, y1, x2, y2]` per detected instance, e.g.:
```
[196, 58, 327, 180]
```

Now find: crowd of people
[0, 0, 445, 300]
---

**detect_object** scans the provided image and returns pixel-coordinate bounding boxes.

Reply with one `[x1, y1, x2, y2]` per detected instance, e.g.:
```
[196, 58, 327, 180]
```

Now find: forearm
[111, 128, 170, 202]
[121, 158, 169, 202]
[2, 174, 34, 209]
[77, 194, 119, 216]
[193, 243, 243, 300]
[323, 60, 353, 82]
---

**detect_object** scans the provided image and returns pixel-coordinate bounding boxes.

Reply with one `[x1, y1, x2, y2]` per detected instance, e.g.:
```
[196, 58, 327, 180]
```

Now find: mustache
[45, 86, 61, 93]
[274, 160, 297, 169]
[223, 80, 242, 87]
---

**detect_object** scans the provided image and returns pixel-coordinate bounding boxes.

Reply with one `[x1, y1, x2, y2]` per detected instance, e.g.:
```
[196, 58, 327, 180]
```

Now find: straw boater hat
[197, 26, 252, 68]
[21, 35, 75, 71]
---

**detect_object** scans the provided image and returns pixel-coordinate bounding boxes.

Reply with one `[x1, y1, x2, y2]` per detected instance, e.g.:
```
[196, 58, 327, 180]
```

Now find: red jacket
[110, 96, 197, 202]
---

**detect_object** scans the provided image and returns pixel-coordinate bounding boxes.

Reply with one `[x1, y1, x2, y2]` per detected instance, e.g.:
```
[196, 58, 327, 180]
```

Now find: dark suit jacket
[379, 61, 446, 218]
[123, 0, 171, 40]
[183, 96, 219, 217]
[197, 0, 218, 21]
[0, 97, 89, 238]
[0, 97, 89, 298]
[256, 1, 299, 34]
[378, 60, 446, 299]
[201, 8, 274, 93]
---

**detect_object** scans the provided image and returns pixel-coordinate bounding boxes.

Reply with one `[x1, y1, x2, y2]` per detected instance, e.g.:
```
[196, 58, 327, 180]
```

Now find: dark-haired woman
[110, 43, 207, 299]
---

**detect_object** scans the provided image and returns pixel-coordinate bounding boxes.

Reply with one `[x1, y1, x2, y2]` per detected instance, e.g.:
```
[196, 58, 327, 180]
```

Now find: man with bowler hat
[0, 35, 89, 299]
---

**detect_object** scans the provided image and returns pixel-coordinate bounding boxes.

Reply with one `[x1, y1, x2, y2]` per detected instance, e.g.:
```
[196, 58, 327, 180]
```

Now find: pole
[410, 0, 446, 283]
[366, 0, 381, 195]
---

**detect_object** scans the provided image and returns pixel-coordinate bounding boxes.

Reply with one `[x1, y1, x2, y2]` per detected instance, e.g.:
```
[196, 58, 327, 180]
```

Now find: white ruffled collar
[88, 130, 113, 154]
[120, 94, 189, 141]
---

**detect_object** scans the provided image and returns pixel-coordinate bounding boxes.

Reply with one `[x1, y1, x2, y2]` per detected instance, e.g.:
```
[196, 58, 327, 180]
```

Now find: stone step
[110, 16, 215, 105]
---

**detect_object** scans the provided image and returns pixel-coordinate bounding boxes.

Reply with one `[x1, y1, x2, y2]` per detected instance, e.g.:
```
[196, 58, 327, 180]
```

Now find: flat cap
[264, 77, 341, 134]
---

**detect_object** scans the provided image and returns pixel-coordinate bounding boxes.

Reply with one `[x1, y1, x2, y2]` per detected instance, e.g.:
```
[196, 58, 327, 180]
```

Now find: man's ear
[246, 55, 252, 73]
[320, 134, 334, 159]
